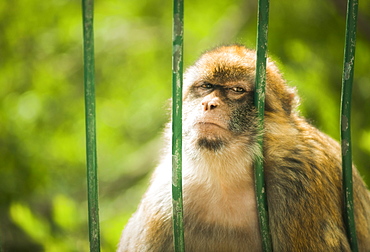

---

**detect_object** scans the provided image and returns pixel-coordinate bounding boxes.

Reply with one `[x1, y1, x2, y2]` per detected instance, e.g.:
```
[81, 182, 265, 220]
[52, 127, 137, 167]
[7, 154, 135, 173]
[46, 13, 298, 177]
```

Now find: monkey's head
[182, 45, 297, 153]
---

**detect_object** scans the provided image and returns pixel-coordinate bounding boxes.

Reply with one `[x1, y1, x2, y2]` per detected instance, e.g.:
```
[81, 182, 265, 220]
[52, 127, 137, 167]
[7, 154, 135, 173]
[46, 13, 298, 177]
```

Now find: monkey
[117, 45, 370, 251]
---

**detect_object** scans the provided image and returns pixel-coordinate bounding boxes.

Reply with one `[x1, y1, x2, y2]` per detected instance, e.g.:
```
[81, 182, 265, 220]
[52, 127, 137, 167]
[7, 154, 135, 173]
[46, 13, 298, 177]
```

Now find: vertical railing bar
[340, 0, 359, 251]
[254, 0, 272, 251]
[82, 0, 101, 251]
[172, 0, 185, 251]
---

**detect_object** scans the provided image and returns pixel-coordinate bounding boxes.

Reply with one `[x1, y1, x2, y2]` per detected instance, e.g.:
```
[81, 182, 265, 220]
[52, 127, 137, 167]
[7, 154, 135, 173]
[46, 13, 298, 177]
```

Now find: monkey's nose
[202, 97, 220, 111]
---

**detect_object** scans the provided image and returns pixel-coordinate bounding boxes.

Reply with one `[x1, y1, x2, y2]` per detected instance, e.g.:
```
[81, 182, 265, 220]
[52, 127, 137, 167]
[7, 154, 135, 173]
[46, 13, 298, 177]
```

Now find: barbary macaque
[118, 45, 370, 251]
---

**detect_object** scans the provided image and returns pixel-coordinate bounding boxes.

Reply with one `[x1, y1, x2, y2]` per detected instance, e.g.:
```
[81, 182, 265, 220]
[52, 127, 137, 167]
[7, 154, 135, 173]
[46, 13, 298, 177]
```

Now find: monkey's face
[183, 82, 257, 152]
[183, 47, 259, 152]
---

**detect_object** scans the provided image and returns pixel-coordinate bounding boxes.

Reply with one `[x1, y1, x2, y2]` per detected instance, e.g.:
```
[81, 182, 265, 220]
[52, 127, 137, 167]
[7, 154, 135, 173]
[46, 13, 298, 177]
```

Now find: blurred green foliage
[0, 0, 369, 251]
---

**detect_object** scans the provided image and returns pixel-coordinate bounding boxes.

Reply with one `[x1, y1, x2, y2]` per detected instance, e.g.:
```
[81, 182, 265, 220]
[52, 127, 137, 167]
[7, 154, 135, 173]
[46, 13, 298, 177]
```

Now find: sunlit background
[1, 0, 370, 251]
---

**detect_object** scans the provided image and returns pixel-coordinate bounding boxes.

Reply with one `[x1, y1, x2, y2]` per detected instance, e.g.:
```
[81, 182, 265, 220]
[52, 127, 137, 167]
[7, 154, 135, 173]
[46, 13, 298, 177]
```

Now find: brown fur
[118, 45, 370, 251]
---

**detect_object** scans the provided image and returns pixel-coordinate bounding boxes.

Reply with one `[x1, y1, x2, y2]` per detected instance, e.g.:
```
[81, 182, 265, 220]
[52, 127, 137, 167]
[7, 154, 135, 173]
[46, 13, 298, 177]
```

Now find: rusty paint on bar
[340, 0, 359, 251]
[254, 0, 272, 251]
[172, 0, 185, 251]
[82, 0, 101, 251]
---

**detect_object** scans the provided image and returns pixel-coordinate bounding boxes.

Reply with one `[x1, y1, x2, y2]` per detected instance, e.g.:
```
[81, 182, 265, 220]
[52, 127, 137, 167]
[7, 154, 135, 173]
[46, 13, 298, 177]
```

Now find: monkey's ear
[281, 87, 299, 115]
[264, 60, 299, 116]
[264, 87, 297, 116]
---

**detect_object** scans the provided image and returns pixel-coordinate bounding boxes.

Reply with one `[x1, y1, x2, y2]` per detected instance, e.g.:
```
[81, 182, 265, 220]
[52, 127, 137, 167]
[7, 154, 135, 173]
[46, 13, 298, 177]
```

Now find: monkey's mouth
[196, 122, 227, 130]
[194, 121, 231, 139]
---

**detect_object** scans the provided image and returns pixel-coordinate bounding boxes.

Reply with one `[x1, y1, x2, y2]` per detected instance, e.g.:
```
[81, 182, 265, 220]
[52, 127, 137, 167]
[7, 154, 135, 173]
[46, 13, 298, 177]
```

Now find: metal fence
[340, 0, 359, 250]
[81, 0, 360, 251]
[82, 0, 100, 251]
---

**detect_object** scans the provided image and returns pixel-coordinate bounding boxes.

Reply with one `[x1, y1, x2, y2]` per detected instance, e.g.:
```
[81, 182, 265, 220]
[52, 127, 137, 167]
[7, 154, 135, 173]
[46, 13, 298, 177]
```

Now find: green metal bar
[254, 0, 272, 251]
[340, 0, 359, 251]
[82, 0, 101, 251]
[172, 0, 185, 251]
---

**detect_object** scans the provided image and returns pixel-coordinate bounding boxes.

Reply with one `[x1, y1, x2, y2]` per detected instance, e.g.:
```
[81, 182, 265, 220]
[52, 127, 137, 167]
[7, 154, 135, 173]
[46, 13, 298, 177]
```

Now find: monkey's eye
[230, 87, 245, 93]
[200, 83, 214, 89]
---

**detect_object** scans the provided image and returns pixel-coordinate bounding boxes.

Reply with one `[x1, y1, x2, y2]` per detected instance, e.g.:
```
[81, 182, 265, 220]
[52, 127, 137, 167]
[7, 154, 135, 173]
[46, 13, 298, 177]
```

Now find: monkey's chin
[193, 123, 231, 151]
[196, 137, 226, 152]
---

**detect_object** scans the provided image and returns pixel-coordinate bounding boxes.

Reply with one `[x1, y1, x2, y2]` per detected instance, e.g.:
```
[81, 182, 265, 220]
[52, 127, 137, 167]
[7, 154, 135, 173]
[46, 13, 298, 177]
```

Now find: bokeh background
[1, 0, 370, 251]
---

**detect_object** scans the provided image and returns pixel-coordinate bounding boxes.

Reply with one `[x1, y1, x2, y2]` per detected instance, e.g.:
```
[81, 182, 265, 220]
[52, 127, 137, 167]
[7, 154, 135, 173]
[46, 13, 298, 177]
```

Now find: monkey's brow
[209, 72, 248, 82]
[210, 64, 251, 81]
[200, 83, 253, 93]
